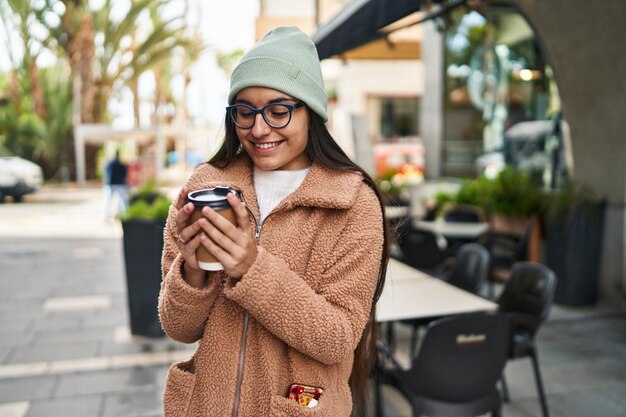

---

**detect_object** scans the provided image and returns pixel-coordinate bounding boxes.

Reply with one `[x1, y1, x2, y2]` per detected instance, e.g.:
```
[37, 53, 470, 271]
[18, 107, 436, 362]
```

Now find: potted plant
[434, 167, 542, 222]
[119, 180, 170, 337]
[487, 166, 543, 236]
[432, 167, 543, 261]
[542, 183, 606, 306]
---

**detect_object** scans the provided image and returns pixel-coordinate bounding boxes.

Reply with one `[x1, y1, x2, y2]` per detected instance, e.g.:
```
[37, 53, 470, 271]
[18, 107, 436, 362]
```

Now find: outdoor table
[414, 219, 489, 240]
[376, 259, 497, 322]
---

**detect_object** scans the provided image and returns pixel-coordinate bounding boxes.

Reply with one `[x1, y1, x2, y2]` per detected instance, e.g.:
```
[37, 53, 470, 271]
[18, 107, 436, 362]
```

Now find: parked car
[0, 156, 44, 202]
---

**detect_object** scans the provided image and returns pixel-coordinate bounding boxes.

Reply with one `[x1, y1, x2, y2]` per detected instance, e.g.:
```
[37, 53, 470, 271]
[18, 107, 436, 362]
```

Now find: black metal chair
[441, 205, 487, 253]
[375, 312, 512, 417]
[483, 219, 534, 299]
[443, 204, 486, 223]
[395, 220, 450, 277]
[498, 262, 557, 417]
[400, 243, 491, 356]
[446, 243, 490, 295]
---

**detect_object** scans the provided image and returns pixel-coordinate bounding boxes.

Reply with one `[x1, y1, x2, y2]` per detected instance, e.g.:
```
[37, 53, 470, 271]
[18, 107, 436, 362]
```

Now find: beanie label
[288, 63, 300, 80]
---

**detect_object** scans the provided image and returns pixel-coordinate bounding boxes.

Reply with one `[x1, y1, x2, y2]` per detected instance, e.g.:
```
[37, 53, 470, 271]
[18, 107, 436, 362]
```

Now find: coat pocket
[163, 358, 196, 417]
[269, 394, 330, 417]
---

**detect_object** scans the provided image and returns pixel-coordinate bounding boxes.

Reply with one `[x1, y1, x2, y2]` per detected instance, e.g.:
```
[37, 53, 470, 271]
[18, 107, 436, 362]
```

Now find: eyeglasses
[226, 102, 305, 129]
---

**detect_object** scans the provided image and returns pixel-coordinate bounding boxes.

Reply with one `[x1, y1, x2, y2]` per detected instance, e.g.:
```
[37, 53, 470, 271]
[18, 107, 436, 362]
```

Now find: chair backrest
[484, 219, 535, 276]
[513, 220, 534, 261]
[408, 313, 512, 403]
[397, 221, 448, 269]
[444, 205, 486, 223]
[447, 243, 490, 294]
[497, 262, 557, 332]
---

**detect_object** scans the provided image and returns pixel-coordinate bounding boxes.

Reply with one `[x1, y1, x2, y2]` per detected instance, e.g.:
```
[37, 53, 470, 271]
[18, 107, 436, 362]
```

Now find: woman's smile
[253, 140, 284, 151]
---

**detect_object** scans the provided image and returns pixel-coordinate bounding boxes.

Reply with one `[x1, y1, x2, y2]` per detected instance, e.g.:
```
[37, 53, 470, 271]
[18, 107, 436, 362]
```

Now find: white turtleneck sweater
[253, 166, 310, 223]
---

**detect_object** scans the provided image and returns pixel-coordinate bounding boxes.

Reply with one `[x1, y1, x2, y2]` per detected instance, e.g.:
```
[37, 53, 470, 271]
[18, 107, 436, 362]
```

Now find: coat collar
[200, 155, 364, 218]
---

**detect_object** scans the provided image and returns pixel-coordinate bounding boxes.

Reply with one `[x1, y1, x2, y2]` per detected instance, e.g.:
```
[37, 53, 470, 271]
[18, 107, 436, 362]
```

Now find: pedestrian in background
[103, 150, 128, 220]
[159, 26, 389, 417]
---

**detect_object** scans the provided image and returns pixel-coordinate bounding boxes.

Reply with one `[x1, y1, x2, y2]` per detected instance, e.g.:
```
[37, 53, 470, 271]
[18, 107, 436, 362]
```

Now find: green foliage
[133, 178, 160, 200]
[433, 191, 457, 218]
[122, 195, 170, 221]
[2, 0, 201, 179]
[0, 65, 73, 179]
[542, 182, 598, 219]
[435, 166, 543, 219]
[120, 179, 170, 221]
[489, 166, 542, 218]
[456, 175, 495, 208]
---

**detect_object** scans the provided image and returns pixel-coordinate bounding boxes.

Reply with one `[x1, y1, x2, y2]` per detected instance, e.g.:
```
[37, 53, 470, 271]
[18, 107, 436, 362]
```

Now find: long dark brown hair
[210, 109, 390, 415]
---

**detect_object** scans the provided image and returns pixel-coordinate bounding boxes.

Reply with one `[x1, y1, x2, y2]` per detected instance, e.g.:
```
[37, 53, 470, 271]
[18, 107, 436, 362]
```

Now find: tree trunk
[65, 9, 96, 123]
[28, 60, 46, 119]
[130, 78, 140, 127]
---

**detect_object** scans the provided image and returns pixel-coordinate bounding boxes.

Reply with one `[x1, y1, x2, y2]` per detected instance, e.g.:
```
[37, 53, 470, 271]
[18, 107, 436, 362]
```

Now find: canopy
[313, 0, 451, 59]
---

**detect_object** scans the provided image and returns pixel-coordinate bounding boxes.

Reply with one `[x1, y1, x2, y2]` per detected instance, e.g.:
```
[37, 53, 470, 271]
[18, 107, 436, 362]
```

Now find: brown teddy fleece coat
[159, 155, 384, 417]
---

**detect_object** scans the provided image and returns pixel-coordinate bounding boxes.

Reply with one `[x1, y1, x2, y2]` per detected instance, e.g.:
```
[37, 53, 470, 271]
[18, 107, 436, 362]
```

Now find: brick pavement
[0, 186, 192, 417]
[0, 236, 194, 417]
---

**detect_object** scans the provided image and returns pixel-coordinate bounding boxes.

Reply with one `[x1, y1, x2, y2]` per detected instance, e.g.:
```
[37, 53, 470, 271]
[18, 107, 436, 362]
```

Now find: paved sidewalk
[0, 186, 193, 417]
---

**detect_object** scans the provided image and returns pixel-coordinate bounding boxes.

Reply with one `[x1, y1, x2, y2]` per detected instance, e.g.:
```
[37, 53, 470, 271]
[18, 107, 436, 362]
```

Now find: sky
[186, 0, 260, 127]
[116, 0, 260, 128]
[0, 0, 260, 128]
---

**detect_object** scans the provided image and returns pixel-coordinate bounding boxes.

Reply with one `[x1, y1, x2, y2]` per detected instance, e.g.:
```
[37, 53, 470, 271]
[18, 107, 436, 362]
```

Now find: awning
[312, 0, 460, 60]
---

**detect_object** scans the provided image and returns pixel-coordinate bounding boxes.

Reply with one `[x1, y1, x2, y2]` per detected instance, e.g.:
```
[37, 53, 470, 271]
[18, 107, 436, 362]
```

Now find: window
[443, 6, 568, 188]
[370, 97, 420, 141]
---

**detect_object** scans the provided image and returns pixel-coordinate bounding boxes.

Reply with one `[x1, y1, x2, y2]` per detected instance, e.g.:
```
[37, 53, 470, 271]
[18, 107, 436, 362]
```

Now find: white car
[0, 156, 44, 202]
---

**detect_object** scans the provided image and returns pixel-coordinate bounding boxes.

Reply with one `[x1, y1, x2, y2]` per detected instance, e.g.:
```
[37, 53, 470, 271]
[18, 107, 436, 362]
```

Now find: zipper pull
[255, 222, 261, 242]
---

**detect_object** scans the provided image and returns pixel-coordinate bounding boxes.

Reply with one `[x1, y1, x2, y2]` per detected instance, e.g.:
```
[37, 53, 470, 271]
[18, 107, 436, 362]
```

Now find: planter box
[544, 200, 607, 306]
[121, 218, 166, 337]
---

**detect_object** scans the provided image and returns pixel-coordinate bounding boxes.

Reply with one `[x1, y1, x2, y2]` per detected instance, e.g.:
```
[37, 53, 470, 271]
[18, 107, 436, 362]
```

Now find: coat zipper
[231, 211, 261, 417]
[231, 311, 249, 417]
[231, 204, 285, 417]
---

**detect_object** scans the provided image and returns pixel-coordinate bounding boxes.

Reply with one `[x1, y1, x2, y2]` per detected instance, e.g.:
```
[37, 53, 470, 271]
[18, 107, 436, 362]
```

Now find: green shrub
[433, 166, 543, 219]
[120, 178, 170, 221]
[456, 175, 495, 208]
[489, 166, 542, 218]
[542, 182, 597, 219]
[121, 195, 170, 221]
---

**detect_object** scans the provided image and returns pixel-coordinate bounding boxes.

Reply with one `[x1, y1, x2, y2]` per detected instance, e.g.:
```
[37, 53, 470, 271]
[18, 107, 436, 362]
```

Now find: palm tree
[33, 0, 199, 124]
[1, 0, 48, 119]
[2, 0, 203, 179]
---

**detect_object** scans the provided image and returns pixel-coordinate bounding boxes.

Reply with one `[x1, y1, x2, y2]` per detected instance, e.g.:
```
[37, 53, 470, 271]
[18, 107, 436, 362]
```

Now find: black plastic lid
[185, 187, 239, 210]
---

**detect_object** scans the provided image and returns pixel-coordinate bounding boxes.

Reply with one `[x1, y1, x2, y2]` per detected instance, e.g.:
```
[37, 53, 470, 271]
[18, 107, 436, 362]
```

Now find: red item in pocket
[288, 384, 324, 408]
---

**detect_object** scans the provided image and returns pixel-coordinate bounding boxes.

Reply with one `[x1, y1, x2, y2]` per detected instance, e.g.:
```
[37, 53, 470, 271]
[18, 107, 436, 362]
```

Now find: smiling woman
[159, 26, 390, 417]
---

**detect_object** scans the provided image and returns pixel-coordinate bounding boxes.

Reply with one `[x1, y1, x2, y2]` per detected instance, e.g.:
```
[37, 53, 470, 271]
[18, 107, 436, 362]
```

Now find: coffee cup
[186, 187, 239, 271]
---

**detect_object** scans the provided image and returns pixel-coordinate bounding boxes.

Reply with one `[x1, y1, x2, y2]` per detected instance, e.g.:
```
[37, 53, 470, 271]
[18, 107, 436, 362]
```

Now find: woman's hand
[197, 192, 257, 280]
[174, 186, 208, 288]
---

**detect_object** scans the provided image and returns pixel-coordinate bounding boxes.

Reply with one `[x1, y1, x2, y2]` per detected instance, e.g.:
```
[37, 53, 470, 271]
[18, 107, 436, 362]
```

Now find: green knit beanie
[228, 26, 328, 122]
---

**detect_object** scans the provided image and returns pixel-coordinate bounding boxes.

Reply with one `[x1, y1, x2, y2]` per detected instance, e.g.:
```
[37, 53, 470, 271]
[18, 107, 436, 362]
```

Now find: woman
[159, 26, 389, 417]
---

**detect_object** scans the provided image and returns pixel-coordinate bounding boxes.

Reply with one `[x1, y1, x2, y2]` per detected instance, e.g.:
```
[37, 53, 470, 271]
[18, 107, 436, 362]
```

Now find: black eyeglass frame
[226, 102, 305, 129]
